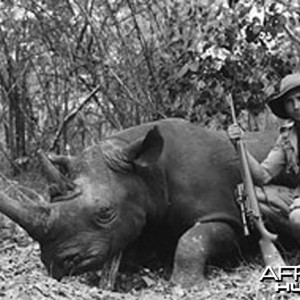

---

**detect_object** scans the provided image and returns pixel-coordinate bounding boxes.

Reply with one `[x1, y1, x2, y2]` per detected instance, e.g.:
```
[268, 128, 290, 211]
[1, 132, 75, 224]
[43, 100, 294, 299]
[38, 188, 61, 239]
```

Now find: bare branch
[109, 67, 166, 119]
[49, 84, 102, 151]
[283, 24, 300, 46]
[0, 143, 21, 174]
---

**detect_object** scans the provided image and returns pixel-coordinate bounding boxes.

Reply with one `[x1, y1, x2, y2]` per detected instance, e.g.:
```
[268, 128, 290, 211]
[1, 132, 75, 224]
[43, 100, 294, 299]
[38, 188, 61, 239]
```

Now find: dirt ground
[0, 220, 298, 300]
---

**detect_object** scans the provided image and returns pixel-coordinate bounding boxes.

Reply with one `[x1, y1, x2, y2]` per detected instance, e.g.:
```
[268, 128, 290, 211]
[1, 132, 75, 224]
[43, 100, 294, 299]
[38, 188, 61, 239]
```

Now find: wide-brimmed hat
[268, 73, 300, 119]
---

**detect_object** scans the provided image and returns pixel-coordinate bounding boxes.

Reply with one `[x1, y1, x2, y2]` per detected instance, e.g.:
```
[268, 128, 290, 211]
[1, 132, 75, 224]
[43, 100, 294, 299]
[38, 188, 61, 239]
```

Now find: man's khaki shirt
[262, 120, 299, 180]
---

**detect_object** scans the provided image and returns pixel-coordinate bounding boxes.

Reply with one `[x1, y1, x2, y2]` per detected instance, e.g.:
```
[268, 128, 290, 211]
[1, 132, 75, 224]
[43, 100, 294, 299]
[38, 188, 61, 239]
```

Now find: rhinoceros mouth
[72, 257, 103, 275]
[48, 253, 105, 279]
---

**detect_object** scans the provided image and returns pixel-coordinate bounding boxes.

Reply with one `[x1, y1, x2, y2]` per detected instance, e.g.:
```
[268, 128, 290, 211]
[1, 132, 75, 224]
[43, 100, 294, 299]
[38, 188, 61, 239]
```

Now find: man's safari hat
[268, 73, 300, 119]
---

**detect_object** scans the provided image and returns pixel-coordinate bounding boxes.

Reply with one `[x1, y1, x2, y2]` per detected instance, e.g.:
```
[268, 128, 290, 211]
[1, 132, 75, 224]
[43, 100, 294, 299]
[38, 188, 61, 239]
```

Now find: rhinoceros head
[0, 126, 164, 279]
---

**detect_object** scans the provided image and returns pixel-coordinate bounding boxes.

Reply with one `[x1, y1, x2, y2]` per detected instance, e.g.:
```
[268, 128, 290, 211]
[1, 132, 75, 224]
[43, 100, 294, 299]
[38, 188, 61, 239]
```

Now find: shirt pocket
[281, 138, 299, 175]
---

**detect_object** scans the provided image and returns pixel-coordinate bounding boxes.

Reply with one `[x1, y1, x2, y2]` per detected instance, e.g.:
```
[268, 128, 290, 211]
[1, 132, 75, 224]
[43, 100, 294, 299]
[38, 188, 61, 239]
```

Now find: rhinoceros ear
[124, 126, 164, 167]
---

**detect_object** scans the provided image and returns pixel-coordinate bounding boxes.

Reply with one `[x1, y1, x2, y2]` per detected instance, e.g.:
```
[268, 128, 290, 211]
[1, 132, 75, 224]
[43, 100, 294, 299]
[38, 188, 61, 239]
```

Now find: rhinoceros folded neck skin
[0, 191, 52, 241]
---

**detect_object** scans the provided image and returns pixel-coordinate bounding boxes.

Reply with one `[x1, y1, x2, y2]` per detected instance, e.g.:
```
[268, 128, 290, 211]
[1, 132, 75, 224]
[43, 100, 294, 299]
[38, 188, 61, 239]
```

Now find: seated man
[228, 73, 300, 242]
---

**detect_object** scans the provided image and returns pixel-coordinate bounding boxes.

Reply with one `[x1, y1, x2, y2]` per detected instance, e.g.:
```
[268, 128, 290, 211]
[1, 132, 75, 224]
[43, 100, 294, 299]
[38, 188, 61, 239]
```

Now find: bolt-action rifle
[227, 94, 286, 268]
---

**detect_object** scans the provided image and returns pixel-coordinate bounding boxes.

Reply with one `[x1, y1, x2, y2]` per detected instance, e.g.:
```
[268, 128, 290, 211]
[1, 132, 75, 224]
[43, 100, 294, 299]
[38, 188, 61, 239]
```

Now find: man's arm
[245, 150, 273, 186]
[228, 124, 284, 186]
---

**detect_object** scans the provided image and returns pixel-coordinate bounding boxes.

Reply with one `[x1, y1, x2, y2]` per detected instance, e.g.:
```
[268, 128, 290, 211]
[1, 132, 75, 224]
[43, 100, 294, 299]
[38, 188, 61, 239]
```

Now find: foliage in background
[0, 0, 300, 169]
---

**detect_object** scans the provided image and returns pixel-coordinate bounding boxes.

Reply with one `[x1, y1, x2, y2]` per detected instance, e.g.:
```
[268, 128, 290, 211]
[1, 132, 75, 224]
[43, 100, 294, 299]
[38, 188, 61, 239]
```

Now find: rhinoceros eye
[94, 206, 116, 226]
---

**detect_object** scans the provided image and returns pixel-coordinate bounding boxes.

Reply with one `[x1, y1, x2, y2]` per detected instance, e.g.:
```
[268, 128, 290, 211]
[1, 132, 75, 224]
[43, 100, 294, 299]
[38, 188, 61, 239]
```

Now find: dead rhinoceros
[0, 118, 276, 287]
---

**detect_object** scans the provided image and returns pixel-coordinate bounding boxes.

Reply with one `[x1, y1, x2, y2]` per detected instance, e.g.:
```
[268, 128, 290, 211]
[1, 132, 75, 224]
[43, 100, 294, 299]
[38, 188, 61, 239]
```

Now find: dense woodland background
[0, 0, 300, 173]
[1, 1, 300, 299]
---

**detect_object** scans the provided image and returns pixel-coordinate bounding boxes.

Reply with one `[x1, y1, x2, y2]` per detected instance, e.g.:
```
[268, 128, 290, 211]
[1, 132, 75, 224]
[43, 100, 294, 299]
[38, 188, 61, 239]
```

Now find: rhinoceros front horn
[0, 191, 52, 241]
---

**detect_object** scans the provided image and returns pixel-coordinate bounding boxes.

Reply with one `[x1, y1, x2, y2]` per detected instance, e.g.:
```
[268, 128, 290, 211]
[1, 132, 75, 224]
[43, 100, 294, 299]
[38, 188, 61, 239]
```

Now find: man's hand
[290, 197, 300, 212]
[227, 124, 244, 141]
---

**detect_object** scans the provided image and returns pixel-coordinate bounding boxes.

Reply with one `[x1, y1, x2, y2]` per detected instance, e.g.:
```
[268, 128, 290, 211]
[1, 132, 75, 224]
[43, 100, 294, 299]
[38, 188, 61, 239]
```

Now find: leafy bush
[0, 0, 300, 164]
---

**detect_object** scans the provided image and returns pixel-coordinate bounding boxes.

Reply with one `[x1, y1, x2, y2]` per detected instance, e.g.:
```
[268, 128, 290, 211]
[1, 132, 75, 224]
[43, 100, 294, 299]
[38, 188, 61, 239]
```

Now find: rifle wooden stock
[238, 139, 286, 267]
[227, 95, 286, 267]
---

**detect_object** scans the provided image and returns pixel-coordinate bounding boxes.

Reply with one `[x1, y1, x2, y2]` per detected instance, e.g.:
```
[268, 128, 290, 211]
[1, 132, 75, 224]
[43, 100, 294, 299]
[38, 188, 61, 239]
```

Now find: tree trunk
[8, 90, 26, 166]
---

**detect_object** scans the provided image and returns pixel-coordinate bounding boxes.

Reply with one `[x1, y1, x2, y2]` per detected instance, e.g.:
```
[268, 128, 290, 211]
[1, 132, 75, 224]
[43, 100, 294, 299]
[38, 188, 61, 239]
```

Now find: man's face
[284, 90, 300, 121]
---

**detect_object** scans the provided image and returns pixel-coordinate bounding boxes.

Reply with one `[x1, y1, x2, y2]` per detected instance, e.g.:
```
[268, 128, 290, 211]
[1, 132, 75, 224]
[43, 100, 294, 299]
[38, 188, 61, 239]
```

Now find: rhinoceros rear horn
[38, 150, 74, 179]
[0, 191, 52, 241]
[124, 126, 164, 167]
[48, 153, 74, 176]
[38, 150, 76, 194]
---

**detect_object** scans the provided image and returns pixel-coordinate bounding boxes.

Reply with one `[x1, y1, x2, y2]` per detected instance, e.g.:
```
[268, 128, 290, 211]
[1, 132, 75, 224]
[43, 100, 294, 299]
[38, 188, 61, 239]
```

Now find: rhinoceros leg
[171, 221, 239, 288]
